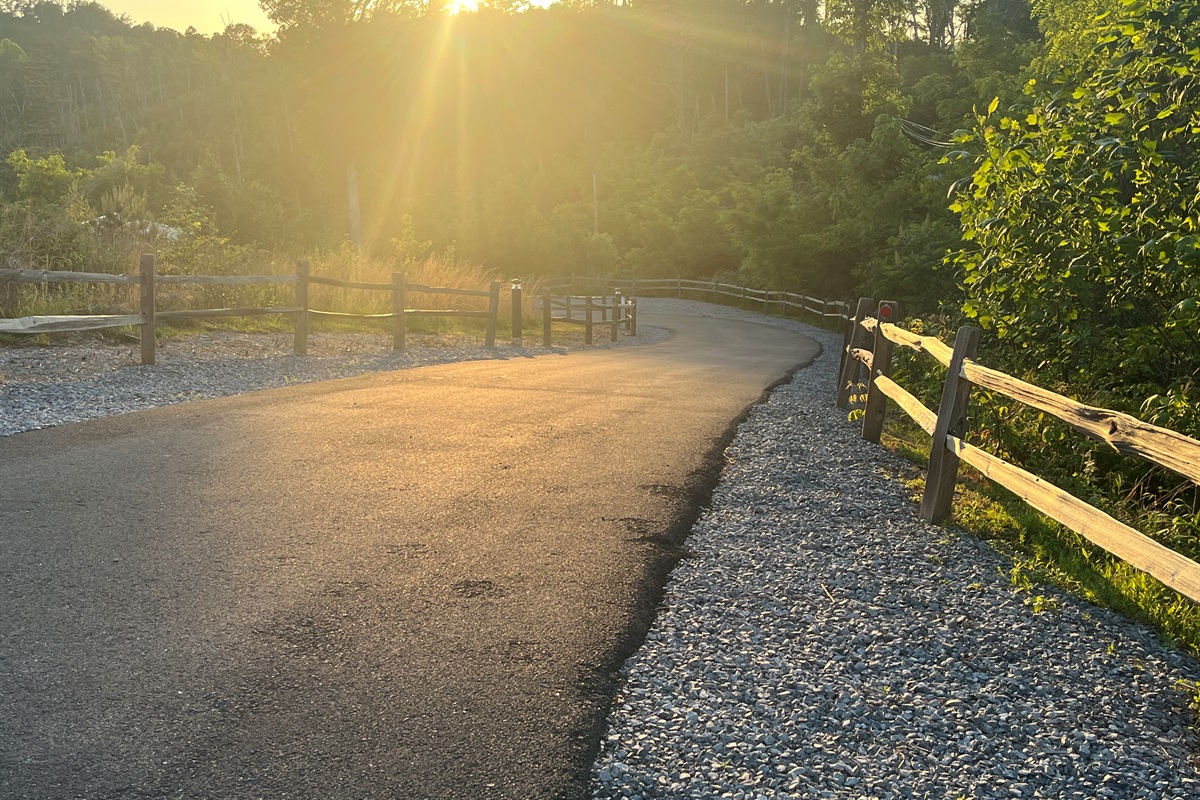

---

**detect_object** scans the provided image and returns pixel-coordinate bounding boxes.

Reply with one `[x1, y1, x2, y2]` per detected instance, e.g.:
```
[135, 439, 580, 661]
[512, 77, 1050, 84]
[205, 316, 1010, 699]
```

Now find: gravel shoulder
[591, 314, 1200, 800]
[0, 323, 669, 437]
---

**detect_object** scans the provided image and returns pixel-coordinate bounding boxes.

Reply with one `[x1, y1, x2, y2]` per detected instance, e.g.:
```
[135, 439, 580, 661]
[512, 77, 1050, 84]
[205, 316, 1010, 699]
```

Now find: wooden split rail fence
[839, 297, 1200, 604]
[545, 275, 850, 324]
[2, 264, 853, 356]
[0, 256, 502, 364]
[541, 292, 637, 346]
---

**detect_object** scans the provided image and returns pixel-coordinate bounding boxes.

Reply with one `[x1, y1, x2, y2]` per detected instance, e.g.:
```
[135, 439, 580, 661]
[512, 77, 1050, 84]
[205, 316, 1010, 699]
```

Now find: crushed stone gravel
[590, 305, 1200, 800]
[0, 323, 668, 437]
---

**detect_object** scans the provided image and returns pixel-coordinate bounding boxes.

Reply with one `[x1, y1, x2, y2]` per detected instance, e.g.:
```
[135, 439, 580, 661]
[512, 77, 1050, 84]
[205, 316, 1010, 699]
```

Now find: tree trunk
[347, 161, 363, 253]
[778, 13, 790, 115]
[677, 38, 687, 141]
[724, 58, 729, 122]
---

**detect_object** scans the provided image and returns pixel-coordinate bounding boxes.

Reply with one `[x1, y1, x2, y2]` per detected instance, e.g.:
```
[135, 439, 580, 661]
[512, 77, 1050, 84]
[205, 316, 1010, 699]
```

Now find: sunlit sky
[97, 1, 549, 35]
[99, 1, 276, 35]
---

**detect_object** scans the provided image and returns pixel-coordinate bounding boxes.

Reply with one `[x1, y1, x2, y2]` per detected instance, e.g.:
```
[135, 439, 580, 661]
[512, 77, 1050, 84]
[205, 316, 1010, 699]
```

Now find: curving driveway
[0, 311, 819, 800]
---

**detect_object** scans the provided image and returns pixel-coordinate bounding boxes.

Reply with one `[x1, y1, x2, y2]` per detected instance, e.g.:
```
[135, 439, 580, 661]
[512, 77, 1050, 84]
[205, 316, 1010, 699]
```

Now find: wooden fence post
[711, 278, 717, 302]
[629, 297, 637, 336]
[861, 301, 901, 444]
[139, 253, 156, 365]
[392, 272, 406, 351]
[585, 295, 594, 344]
[762, 290, 769, 312]
[920, 325, 982, 523]
[511, 280, 522, 347]
[485, 280, 500, 347]
[609, 299, 619, 341]
[836, 296, 876, 409]
[676, 276, 682, 298]
[837, 307, 854, 388]
[294, 260, 310, 355]
[543, 289, 552, 346]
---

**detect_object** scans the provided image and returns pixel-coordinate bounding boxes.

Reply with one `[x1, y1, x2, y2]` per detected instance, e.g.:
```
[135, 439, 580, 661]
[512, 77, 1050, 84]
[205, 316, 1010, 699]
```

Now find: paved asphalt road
[0, 311, 819, 800]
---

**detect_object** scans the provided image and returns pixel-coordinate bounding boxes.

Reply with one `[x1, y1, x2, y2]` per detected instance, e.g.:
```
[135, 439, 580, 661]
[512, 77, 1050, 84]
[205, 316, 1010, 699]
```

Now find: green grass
[881, 415, 1200, 657]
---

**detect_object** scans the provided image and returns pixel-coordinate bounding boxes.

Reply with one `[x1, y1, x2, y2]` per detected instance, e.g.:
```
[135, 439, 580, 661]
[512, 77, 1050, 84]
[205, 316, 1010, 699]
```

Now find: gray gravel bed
[0, 325, 668, 437]
[592, 310, 1200, 799]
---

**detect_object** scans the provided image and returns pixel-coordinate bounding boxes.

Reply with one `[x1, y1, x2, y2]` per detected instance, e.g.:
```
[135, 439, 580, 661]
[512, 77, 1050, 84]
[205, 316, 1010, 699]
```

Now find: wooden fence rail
[0, 314, 145, 333]
[0, 268, 139, 285]
[542, 276, 850, 322]
[155, 274, 298, 286]
[541, 291, 637, 346]
[840, 297, 1200, 604]
[0, 257, 503, 364]
[2, 266, 847, 362]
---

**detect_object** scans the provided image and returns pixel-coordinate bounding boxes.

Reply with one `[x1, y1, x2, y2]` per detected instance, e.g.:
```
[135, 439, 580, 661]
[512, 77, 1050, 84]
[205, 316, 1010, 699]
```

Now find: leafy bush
[951, 0, 1200, 431]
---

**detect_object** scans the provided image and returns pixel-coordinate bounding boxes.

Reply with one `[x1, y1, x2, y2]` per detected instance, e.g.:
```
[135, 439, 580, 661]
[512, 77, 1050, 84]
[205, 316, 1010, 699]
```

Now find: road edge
[567, 335, 826, 799]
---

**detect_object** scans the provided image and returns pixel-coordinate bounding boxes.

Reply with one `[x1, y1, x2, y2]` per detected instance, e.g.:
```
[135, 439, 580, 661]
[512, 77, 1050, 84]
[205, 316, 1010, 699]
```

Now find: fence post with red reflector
[861, 300, 902, 444]
[877, 301, 899, 324]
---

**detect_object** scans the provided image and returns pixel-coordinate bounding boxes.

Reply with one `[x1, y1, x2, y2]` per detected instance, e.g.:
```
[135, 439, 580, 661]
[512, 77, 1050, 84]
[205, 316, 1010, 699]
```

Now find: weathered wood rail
[544, 275, 850, 324]
[2, 266, 847, 361]
[0, 258, 503, 364]
[294, 265, 501, 355]
[839, 298, 1200, 604]
[540, 291, 637, 346]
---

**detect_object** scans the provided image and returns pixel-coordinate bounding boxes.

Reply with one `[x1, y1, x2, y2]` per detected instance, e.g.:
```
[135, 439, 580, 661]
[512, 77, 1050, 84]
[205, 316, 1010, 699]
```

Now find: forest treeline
[0, 0, 1044, 298]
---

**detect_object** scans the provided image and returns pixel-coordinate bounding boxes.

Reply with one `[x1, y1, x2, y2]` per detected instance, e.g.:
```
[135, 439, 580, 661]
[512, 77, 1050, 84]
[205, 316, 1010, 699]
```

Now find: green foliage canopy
[951, 0, 1200, 431]
[0, 0, 1044, 302]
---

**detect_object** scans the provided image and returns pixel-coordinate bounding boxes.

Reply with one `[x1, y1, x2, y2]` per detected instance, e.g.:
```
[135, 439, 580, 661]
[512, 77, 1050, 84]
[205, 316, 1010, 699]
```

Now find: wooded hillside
[0, 0, 1041, 300]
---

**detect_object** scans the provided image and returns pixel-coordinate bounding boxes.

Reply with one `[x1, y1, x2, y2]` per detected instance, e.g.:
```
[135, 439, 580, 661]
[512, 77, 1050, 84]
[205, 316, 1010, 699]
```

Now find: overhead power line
[899, 118, 956, 149]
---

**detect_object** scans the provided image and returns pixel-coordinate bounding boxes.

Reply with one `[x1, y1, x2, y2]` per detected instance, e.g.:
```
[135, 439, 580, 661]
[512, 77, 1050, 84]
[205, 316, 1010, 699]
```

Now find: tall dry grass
[2, 239, 544, 339]
[302, 246, 543, 336]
